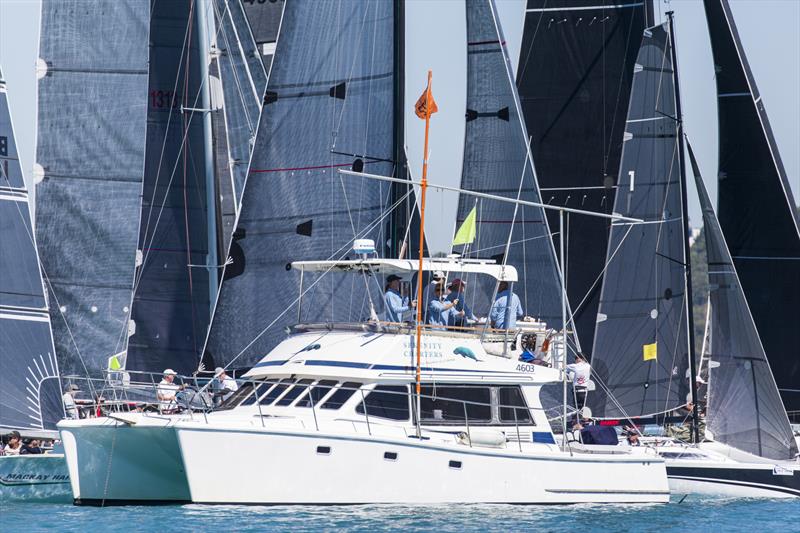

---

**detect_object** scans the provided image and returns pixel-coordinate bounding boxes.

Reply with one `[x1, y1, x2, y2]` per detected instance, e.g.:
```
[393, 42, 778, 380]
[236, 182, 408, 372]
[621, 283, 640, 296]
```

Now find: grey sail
[205, 0, 394, 368]
[455, 0, 565, 333]
[35, 0, 150, 377]
[703, 0, 800, 413]
[210, 0, 272, 252]
[688, 144, 798, 460]
[0, 68, 63, 431]
[126, 0, 217, 376]
[240, 0, 284, 72]
[589, 24, 689, 418]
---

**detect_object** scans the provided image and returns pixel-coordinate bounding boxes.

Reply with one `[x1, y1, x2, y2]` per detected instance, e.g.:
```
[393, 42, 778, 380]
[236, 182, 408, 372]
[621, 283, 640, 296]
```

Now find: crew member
[384, 274, 415, 322]
[489, 282, 523, 330]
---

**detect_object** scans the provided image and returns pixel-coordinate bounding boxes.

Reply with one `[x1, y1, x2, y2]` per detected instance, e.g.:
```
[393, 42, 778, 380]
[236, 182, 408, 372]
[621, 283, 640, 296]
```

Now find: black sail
[126, 0, 215, 375]
[517, 0, 653, 352]
[455, 0, 565, 333]
[589, 24, 689, 418]
[703, 0, 800, 412]
[205, 0, 394, 368]
[688, 144, 797, 460]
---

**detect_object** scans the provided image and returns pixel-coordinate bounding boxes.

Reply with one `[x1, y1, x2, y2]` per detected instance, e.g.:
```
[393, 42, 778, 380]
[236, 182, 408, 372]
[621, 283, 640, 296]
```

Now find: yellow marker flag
[109, 354, 121, 371]
[452, 206, 477, 245]
[643, 342, 657, 361]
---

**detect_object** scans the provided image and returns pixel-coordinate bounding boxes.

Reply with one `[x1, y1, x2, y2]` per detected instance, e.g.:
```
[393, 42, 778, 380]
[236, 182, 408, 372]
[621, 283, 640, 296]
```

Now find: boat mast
[414, 70, 433, 437]
[391, 0, 407, 259]
[667, 11, 700, 444]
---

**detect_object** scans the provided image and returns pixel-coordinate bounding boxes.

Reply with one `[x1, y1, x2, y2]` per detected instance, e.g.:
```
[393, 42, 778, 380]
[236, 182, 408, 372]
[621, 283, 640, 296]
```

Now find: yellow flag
[643, 342, 657, 361]
[109, 354, 121, 371]
[452, 206, 477, 245]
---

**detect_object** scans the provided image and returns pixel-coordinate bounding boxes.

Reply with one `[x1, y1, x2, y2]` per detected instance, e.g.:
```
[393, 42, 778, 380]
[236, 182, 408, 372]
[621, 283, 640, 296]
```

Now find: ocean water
[2, 496, 798, 532]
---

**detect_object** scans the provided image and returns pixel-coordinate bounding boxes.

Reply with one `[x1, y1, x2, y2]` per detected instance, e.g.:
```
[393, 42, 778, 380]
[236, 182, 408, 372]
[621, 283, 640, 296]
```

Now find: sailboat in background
[703, 0, 800, 418]
[0, 66, 70, 502]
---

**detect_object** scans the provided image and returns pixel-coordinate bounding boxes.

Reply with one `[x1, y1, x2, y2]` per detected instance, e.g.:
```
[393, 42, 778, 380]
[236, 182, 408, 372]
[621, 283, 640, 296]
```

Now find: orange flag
[414, 86, 438, 119]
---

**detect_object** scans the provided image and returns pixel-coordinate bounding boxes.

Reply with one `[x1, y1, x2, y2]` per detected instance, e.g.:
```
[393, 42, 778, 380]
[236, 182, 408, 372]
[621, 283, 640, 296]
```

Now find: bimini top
[291, 258, 518, 282]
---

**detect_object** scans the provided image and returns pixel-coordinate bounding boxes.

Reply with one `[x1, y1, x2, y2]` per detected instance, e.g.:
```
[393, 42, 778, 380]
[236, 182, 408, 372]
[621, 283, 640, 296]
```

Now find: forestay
[589, 24, 689, 418]
[517, 0, 653, 353]
[703, 0, 800, 412]
[454, 0, 565, 335]
[35, 0, 149, 377]
[0, 68, 63, 430]
[205, 0, 394, 368]
[689, 145, 798, 461]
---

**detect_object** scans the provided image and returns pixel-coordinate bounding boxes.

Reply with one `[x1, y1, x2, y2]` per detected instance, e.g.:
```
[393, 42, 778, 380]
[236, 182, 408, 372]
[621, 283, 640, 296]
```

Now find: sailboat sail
[517, 0, 653, 352]
[241, 0, 284, 71]
[454, 0, 565, 333]
[589, 24, 689, 418]
[688, 144, 798, 460]
[703, 0, 800, 412]
[205, 0, 394, 368]
[126, 0, 217, 376]
[0, 68, 63, 431]
[35, 0, 150, 377]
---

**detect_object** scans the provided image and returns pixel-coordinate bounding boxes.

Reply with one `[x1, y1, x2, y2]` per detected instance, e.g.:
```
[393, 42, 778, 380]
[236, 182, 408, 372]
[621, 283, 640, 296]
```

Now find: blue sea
[2, 497, 798, 532]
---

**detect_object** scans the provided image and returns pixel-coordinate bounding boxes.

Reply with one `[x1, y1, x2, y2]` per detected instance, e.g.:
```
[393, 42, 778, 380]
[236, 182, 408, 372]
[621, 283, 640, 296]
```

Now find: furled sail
[688, 144, 798, 460]
[35, 0, 149, 377]
[0, 68, 63, 431]
[517, 0, 653, 352]
[126, 0, 217, 376]
[589, 24, 689, 418]
[205, 0, 394, 368]
[703, 0, 800, 412]
[453, 0, 565, 334]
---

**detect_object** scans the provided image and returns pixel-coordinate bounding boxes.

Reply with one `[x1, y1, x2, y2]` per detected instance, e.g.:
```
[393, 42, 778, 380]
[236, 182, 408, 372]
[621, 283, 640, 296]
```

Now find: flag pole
[415, 70, 433, 437]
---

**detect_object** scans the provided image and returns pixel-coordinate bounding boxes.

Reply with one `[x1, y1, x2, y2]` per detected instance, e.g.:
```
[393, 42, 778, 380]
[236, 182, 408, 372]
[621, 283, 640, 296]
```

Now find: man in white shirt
[213, 367, 239, 405]
[62, 384, 80, 419]
[157, 369, 185, 411]
[566, 353, 591, 409]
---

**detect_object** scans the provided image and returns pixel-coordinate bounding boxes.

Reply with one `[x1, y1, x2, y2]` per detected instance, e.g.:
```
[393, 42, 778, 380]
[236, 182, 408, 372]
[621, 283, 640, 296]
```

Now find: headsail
[1, 68, 63, 431]
[35, 0, 149, 377]
[589, 24, 689, 418]
[688, 143, 798, 460]
[703, 0, 800, 412]
[517, 0, 653, 352]
[205, 0, 395, 368]
[454, 0, 565, 334]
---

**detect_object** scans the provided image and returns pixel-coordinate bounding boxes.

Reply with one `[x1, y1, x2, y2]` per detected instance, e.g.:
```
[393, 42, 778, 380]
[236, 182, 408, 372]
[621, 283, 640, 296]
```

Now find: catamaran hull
[58, 418, 190, 505]
[667, 463, 800, 498]
[0, 454, 71, 502]
[175, 424, 669, 504]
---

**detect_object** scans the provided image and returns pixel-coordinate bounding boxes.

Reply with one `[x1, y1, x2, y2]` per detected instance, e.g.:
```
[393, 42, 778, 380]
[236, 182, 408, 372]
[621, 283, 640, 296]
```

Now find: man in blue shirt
[490, 281, 523, 330]
[427, 283, 457, 329]
[445, 279, 477, 328]
[384, 274, 416, 323]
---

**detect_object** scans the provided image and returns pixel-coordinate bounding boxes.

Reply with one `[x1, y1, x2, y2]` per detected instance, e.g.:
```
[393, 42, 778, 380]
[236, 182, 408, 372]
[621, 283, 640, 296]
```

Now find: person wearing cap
[2, 430, 22, 456]
[63, 383, 80, 420]
[427, 283, 458, 329]
[384, 274, 415, 323]
[445, 279, 477, 328]
[421, 270, 445, 322]
[212, 367, 239, 405]
[566, 352, 591, 410]
[157, 369, 185, 412]
[489, 281, 523, 330]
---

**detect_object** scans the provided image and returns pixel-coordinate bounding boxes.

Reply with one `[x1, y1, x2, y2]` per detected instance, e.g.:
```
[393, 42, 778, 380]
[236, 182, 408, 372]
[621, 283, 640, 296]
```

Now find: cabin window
[320, 382, 362, 410]
[498, 386, 532, 424]
[419, 386, 492, 424]
[275, 379, 315, 406]
[216, 382, 255, 411]
[295, 380, 338, 408]
[260, 378, 294, 405]
[241, 380, 276, 406]
[355, 385, 409, 421]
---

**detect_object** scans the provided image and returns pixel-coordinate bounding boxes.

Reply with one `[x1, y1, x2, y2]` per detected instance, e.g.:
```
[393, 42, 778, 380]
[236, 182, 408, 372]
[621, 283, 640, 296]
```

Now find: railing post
[256, 381, 265, 428]
[463, 402, 472, 448]
[360, 388, 371, 436]
[308, 382, 320, 432]
[513, 406, 522, 453]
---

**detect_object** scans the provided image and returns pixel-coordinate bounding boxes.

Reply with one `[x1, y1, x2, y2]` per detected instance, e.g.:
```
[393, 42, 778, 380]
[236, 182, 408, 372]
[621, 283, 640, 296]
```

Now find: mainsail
[1, 68, 63, 431]
[35, 0, 150, 377]
[205, 0, 395, 368]
[703, 0, 800, 412]
[454, 0, 565, 333]
[517, 0, 653, 352]
[688, 144, 798, 460]
[589, 23, 689, 418]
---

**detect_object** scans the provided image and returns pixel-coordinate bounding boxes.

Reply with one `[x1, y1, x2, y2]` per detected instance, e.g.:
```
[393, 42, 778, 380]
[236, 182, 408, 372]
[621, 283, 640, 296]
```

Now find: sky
[1, 0, 798, 255]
